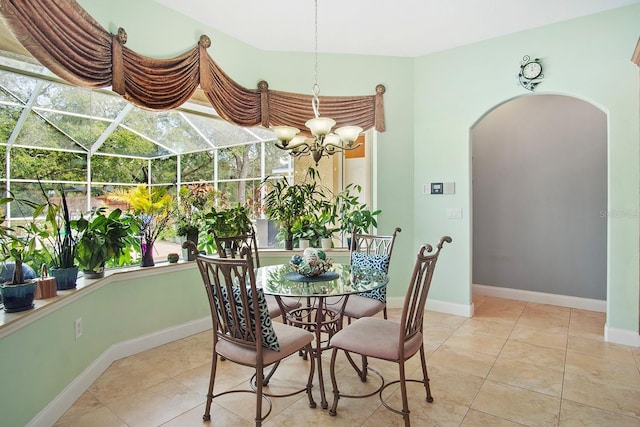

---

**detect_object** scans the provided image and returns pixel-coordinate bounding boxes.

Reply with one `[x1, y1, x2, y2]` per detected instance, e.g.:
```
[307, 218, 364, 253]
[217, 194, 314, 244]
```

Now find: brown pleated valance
[0, 0, 385, 132]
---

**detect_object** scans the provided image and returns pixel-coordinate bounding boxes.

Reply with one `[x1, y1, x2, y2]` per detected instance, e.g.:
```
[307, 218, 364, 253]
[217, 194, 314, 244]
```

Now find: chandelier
[271, 0, 362, 165]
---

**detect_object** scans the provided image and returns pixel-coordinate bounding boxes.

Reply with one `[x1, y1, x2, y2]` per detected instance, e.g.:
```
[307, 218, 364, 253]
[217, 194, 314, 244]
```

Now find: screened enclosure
[0, 50, 293, 222]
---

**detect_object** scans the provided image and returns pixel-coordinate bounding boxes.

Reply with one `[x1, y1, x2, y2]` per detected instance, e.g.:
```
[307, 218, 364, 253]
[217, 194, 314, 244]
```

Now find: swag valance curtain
[0, 0, 385, 132]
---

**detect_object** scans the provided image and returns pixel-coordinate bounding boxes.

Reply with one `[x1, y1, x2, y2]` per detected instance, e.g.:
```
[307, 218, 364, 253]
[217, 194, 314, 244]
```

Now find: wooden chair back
[213, 226, 260, 268]
[194, 247, 263, 352]
[349, 227, 401, 272]
[400, 236, 452, 355]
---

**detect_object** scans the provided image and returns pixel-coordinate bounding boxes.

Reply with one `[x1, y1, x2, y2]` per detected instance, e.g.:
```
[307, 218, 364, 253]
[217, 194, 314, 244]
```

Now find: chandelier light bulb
[335, 125, 363, 143]
[305, 117, 336, 136]
[323, 133, 341, 146]
[271, 125, 300, 144]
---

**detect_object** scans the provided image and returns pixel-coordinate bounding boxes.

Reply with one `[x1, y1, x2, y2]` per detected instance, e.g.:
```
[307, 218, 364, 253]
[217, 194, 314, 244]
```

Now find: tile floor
[55, 295, 640, 426]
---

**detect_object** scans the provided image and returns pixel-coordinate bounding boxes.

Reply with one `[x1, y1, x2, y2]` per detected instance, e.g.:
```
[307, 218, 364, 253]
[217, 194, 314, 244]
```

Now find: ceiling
[154, 0, 640, 57]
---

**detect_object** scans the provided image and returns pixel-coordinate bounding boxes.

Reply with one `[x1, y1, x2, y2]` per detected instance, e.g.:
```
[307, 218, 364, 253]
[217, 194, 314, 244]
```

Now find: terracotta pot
[35, 265, 57, 299]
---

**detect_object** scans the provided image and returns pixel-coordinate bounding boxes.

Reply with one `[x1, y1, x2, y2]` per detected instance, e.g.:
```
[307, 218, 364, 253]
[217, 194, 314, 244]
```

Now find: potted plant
[291, 215, 314, 249]
[174, 182, 219, 259]
[335, 183, 381, 248]
[291, 211, 337, 249]
[108, 185, 173, 267]
[263, 168, 332, 250]
[36, 183, 79, 290]
[201, 203, 253, 254]
[0, 196, 40, 312]
[316, 211, 338, 250]
[73, 207, 133, 278]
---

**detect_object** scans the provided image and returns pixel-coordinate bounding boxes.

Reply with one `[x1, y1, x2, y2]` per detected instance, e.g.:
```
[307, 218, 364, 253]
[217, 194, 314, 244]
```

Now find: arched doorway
[471, 94, 607, 303]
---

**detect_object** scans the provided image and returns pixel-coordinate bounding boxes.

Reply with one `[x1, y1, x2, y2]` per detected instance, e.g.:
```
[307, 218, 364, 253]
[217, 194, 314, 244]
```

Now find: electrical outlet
[74, 318, 82, 340]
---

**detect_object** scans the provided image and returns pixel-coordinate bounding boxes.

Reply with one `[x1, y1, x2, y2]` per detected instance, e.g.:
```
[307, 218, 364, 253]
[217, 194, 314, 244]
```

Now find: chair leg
[255, 364, 264, 426]
[419, 345, 433, 403]
[203, 354, 218, 421]
[383, 305, 388, 319]
[398, 360, 411, 427]
[262, 361, 280, 386]
[328, 347, 340, 416]
[344, 350, 368, 381]
[305, 343, 317, 408]
[360, 354, 369, 381]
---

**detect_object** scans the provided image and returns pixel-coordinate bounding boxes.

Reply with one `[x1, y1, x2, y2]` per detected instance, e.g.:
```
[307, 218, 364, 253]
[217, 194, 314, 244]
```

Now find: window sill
[0, 261, 195, 339]
[0, 248, 351, 339]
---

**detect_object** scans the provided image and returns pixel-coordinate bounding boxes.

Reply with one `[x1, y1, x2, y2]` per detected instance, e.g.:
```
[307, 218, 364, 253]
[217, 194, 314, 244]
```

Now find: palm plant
[108, 185, 173, 266]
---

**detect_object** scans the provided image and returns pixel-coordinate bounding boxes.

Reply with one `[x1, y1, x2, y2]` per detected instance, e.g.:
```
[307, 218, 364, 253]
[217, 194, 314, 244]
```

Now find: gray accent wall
[472, 94, 607, 300]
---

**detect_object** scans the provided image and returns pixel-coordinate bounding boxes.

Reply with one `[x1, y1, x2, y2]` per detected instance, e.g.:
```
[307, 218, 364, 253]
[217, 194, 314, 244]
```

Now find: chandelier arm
[290, 151, 309, 158]
[323, 142, 362, 151]
[291, 144, 312, 154]
[286, 139, 313, 151]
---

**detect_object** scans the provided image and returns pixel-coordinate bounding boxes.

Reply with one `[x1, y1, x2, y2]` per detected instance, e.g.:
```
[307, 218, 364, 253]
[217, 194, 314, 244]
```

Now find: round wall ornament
[518, 55, 544, 91]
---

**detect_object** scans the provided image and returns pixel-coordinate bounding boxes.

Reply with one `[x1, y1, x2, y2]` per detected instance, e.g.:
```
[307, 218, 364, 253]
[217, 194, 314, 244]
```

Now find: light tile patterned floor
[54, 296, 640, 426]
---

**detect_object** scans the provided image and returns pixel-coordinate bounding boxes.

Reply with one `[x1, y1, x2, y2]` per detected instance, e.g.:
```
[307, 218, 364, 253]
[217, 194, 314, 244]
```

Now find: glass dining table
[254, 263, 389, 409]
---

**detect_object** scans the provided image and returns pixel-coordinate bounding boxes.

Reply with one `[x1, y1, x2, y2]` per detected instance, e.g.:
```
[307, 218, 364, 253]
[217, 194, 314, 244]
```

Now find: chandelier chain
[312, 0, 320, 117]
[270, 0, 363, 165]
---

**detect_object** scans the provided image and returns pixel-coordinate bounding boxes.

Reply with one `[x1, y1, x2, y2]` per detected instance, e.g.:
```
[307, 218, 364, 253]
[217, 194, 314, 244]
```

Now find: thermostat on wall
[430, 182, 455, 195]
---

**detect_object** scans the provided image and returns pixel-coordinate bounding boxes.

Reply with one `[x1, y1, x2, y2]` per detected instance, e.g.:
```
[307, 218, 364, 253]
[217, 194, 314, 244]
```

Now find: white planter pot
[320, 238, 332, 250]
[299, 239, 310, 249]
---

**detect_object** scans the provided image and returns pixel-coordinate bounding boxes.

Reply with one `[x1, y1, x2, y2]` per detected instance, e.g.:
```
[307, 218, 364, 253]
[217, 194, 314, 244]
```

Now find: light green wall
[1, 1, 638, 424]
[413, 5, 640, 330]
[0, 266, 206, 427]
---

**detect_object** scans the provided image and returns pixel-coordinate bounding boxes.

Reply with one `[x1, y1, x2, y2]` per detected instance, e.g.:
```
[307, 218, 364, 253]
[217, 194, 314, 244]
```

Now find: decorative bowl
[290, 248, 333, 277]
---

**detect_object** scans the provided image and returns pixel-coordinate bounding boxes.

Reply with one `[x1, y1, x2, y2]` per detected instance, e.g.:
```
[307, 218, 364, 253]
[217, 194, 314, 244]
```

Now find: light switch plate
[447, 208, 462, 219]
[443, 182, 455, 194]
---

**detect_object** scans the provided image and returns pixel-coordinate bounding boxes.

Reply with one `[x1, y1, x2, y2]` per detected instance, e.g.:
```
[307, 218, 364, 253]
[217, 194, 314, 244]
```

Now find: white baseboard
[27, 316, 211, 427]
[605, 324, 640, 347]
[387, 296, 474, 318]
[474, 284, 639, 347]
[473, 284, 607, 312]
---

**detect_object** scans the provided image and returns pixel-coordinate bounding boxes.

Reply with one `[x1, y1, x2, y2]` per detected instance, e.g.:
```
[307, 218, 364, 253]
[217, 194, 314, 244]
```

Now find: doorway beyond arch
[471, 94, 607, 308]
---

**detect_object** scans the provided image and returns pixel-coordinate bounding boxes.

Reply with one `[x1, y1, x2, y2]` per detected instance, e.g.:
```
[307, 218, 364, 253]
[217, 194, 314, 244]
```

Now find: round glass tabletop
[255, 263, 388, 298]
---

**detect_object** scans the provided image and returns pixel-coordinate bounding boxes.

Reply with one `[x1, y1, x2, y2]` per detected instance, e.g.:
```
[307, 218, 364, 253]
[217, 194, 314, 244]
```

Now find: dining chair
[213, 227, 302, 321]
[191, 245, 316, 426]
[320, 227, 400, 323]
[343, 226, 401, 321]
[328, 236, 452, 427]
[318, 227, 401, 380]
